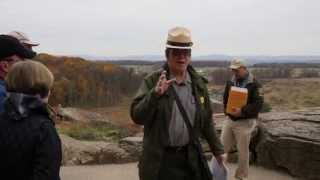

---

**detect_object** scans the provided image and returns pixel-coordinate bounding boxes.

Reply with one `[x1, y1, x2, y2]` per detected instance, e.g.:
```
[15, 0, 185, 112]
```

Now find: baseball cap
[0, 35, 36, 60]
[229, 58, 247, 69]
[8, 31, 39, 46]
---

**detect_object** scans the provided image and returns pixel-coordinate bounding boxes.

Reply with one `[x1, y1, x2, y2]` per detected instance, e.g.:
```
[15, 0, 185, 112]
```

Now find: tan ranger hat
[7, 31, 39, 46]
[166, 27, 193, 49]
[229, 58, 247, 69]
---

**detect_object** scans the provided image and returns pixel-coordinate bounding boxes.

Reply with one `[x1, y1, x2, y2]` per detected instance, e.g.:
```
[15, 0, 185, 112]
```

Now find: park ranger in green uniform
[130, 27, 225, 180]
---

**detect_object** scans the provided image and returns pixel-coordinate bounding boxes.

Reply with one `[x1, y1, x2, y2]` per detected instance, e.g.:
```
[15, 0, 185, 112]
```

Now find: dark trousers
[158, 147, 202, 180]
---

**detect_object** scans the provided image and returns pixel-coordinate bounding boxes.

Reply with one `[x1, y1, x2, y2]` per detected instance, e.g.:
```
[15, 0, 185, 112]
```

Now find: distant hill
[79, 54, 320, 64]
[108, 60, 230, 68]
[237, 55, 320, 64]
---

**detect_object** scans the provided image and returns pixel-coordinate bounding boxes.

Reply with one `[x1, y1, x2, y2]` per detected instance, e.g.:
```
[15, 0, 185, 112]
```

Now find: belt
[165, 145, 188, 153]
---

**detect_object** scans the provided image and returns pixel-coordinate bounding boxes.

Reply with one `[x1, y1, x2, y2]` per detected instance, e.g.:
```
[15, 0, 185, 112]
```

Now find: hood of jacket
[4, 92, 49, 121]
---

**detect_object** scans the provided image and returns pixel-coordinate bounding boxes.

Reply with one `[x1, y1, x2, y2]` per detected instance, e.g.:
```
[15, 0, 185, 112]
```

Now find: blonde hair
[6, 60, 54, 98]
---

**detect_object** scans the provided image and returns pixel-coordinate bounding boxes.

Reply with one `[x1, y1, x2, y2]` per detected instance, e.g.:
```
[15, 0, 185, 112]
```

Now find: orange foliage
[34, 53, 143, 107]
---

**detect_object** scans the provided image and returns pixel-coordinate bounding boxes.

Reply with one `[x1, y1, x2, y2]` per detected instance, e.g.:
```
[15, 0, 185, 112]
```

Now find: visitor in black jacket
[0, 60, 61, 180]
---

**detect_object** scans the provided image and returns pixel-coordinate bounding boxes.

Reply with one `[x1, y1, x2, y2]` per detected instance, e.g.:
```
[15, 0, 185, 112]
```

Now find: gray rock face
[214, 109, 320, 179]
[119, 137, 143, 161]
[255, 109, 320, 180]
[61, 134, 132, 165]
[60, 108, 320, 180]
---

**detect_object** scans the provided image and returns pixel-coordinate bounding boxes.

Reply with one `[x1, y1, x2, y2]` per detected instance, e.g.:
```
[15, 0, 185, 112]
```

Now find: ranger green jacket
[130, 64, 224, 180]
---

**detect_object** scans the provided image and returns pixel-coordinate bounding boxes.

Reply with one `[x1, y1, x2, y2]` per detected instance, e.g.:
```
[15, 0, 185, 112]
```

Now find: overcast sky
[1, 0, 319, 56]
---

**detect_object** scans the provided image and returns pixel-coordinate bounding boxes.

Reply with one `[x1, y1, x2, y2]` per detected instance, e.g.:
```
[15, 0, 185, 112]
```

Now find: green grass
[263, 78, 320, 111]
[261, 102, 272, 112]
[58, 121, 129, 142]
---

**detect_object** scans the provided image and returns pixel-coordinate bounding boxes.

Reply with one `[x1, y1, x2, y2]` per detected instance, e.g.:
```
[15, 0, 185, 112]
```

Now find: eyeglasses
[231, 69, 239, 73]
[171, 49, 191, 57]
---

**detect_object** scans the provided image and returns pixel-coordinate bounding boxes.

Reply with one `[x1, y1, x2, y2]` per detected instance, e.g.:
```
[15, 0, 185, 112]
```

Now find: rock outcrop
[212, 109, 320, 179]
[61, 134, 132, 165]
[59, 108, 109, 123]
[119, 137, 143, 161]
[255, 108, 320, 180]
[60, 107, 320, 179]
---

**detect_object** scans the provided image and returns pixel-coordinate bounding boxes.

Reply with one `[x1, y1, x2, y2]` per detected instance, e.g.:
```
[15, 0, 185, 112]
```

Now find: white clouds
[0, 0, 319, 56]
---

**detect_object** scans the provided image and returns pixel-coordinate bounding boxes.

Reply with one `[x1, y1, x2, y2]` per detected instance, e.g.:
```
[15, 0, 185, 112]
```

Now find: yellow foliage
[34, 53, 143, 107]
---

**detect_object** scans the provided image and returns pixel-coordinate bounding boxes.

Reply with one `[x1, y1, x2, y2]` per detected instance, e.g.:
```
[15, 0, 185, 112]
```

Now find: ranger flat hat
[166, 27, 193, 49]
[229, 58, 247, 69]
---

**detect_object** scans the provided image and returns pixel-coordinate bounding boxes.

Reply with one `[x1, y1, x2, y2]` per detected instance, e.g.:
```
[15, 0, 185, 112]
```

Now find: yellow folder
[226, 86, 248, 114]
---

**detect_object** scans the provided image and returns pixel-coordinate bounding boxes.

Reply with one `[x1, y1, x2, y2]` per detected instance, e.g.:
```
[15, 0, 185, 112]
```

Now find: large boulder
[255, 108, 320, 180]
[59, 108, 109, 123]
[214, 110, 320, 180]
[60, 134, 132, 165]
[59, 107, 320, 180]
[211, 99, 224, 114]
[119, 137, 143, 161]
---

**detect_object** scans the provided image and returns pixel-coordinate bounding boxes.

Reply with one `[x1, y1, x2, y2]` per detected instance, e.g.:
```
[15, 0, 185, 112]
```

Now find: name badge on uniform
[200, 96, 205, 104]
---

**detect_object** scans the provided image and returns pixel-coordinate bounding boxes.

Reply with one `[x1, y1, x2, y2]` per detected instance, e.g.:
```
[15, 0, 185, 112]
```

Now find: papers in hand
[210, 157, 228, 180]
[226, 86, 248, 114]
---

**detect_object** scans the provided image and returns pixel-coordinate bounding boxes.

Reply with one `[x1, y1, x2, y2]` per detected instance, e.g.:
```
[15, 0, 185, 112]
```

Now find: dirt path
[61, 163, 296, 180]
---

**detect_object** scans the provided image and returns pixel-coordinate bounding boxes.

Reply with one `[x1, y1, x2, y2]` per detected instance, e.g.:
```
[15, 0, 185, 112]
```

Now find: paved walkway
[61, 163, 296, 180]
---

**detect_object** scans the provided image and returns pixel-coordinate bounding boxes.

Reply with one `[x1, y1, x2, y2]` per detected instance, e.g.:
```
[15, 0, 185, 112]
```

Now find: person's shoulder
[199, 75, 209, 84]
[145, 69, 162, 79]
[0, 111, 8, 125]
[246, 73, 262, 88]
[251, 78, 262, 88]
[0, 81, 6, 95]
[0, 80, 5, 87]
[187, 65, 208, 84]
[27, 112, 54, 129]
[36, 116, 60, 143]
[29, 114, 58, 139]
[224, 80, 233, 88]
[143, 69, 162, 84]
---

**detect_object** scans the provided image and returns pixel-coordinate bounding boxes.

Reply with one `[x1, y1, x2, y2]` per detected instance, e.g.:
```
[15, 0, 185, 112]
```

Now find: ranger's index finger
[166, 78, 176, 84]
[159, 70, 167, 80]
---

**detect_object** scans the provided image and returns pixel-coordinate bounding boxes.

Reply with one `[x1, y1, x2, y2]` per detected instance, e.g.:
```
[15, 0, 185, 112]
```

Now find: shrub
[58, 121, 128, 142]
[261, 102, 272, 113]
